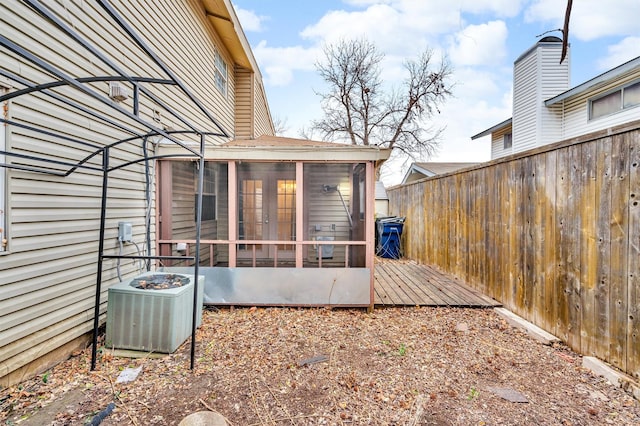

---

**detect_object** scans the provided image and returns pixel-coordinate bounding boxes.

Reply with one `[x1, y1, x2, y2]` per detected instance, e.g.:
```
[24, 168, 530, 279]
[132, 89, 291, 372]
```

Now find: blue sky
[231, 0, 640, 185]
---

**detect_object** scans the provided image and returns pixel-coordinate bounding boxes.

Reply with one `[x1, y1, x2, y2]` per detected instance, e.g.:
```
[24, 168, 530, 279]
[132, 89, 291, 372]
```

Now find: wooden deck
[374, 258, 501, 307]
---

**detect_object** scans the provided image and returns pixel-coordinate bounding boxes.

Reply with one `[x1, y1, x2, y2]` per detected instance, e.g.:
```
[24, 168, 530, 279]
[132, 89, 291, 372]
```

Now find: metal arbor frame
[0, 0, 229, 370]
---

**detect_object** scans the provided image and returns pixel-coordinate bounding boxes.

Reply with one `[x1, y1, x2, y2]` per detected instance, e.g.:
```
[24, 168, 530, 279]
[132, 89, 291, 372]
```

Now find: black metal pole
[91, 147, 110, 370]
[190, 133, 205, 370]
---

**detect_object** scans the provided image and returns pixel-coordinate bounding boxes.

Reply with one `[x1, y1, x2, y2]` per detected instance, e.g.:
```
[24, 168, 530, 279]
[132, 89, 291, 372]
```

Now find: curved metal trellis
[0, 0, 229, 371]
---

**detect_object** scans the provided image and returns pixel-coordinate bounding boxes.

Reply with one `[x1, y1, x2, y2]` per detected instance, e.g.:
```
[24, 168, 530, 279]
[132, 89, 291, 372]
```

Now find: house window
[623, 80, 640, 108]
[590, 80, 640, 120]
[214, 50, 227, 96]
[195, 163, 217, 221]
[503, 132, 512, 150]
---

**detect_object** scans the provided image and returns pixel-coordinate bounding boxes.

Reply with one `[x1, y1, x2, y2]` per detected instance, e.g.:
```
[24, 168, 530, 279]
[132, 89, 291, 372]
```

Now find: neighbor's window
[503, 132, 513, 150]
[214, 50, 227, 96]
[590, 80, 640, 120]
[623, 80, 640, 108]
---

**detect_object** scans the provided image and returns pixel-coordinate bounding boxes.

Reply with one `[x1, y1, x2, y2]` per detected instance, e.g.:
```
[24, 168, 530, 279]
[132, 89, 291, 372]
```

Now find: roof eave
[545, 55, 640, 106]
[471, 118, 512, 140]
[200, 0, 259, 74]
[158, 144, 392, 162]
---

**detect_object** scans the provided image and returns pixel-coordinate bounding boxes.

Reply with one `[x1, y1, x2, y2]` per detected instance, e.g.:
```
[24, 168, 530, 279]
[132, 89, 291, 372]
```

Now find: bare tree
[273, 115, 290, 136]
[312, 38, 452, 173]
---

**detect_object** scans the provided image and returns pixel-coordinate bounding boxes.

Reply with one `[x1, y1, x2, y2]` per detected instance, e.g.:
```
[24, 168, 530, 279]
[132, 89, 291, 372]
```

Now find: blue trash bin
[376, 217, 405, 259]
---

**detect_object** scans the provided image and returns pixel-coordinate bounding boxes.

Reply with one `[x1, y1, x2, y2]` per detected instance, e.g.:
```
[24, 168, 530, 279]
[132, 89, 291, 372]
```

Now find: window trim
[588, 78, 640, 121]
[503, 132, 513, 150]
[195, 163, 218, 221]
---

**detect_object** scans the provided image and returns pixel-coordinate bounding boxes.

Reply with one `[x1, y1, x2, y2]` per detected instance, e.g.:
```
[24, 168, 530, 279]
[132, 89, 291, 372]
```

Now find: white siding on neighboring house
[561, 73, 640, 140]
[539, 47, 569, 145]
[0, 0, 271, 385]
[513, 51, 538, 152]
[490, 126, 513, 159]
[513, 37, 569, 153]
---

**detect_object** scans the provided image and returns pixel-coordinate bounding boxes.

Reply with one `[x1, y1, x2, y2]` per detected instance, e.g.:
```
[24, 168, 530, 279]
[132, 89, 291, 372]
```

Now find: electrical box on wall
[118, 222, 133, 242]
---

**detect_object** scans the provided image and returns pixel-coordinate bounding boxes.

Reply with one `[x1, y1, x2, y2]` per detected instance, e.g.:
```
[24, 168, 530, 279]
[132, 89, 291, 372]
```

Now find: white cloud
[343, 0, 525, 18]
[300, 5, 405, 46]
[449, 21, 508, 66]
[597, 37, 640, 70]
[526, 0, 640, 41]
[233, 5, 267, 32]
[253, 41, 320, 86]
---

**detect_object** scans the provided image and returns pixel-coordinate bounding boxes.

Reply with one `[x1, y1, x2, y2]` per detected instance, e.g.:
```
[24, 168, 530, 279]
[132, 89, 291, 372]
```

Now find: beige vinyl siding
[167, 161, 228, 265]
[234, 67, 253, 138]
[254, 75, 275, 137]
[562, 72, 640, 140]
[305, 164, 352, 263]
[0, 0, 248, 381]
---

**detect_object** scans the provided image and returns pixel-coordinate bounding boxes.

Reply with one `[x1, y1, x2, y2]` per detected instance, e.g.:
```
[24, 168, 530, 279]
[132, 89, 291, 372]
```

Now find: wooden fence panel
[595, 137, 612, 363]
[555, 146, 571, 343]
[580, 142, 598, 357]
[567, 144, 583, 351]
[543, 150, 557, 335]
[387, 124, 640, 378]
[627, 132, 639, 380]
[609, 133, 629, 372]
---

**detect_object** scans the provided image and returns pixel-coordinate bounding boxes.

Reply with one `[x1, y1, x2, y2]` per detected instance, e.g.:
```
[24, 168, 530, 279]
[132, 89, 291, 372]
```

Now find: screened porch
[155, 136, 390, 307]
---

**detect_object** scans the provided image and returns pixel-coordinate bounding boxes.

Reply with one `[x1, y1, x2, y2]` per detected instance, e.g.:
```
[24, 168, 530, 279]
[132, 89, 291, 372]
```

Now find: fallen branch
[247, 414, 326, 425]
[249, 379, 267, 425]
[409, 394, 425, 426]
[262, 379, 295, 425]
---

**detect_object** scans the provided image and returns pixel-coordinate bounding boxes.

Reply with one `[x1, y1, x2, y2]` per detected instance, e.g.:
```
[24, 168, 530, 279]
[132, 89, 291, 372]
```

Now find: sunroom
[156, 135, 390, 308]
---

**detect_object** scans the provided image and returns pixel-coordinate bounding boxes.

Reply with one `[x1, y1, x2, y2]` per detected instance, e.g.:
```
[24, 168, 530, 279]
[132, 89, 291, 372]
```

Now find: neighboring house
[375, 181, 389, 217]
[471, 36, 640, 159]
[0, 0, 275, 386]
[401, 162, 480, 184]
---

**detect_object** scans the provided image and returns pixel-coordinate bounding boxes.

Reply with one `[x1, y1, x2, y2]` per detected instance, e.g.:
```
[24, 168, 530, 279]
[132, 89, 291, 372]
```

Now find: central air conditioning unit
[106, 272, 204, 353]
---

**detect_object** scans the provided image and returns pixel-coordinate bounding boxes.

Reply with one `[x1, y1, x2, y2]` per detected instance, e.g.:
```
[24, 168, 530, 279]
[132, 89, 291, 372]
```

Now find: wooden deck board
[374, 262, 419, 305]
[374, 258, 501, 307]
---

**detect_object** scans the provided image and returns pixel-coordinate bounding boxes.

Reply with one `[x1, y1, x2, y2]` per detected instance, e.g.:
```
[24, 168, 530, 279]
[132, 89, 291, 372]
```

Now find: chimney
[512, 36, 570, 151]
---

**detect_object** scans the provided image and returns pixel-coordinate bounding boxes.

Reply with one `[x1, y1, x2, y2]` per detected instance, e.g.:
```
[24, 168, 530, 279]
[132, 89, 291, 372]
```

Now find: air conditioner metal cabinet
[106, 273, 204, 353]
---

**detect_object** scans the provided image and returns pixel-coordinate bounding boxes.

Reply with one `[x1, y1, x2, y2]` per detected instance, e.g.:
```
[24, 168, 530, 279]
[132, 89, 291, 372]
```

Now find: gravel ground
[2, 306, 639, 425]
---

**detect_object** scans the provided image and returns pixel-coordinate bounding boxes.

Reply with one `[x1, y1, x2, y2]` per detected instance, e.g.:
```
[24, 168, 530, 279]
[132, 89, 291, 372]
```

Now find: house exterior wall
[305, 163, 353, 263]
[0, 0, 272, 385]
[561, 73, 640, 140]
[253, 74, 275, 137]
[513, 51, 538, 152]
[234, 67, 254, 139]
[538, 48, 569, 146]
[490, 125, 513, 159]
[512, 38, 569, 154]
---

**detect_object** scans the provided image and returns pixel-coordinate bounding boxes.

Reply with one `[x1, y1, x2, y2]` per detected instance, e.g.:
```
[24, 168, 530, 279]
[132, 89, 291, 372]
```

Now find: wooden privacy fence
[387, 120, 640, 380]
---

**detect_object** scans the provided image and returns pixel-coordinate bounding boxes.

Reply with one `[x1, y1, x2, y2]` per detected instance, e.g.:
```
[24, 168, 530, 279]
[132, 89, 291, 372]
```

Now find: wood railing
[387, 120, 640, 380]
[157, 239, 366, 268]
